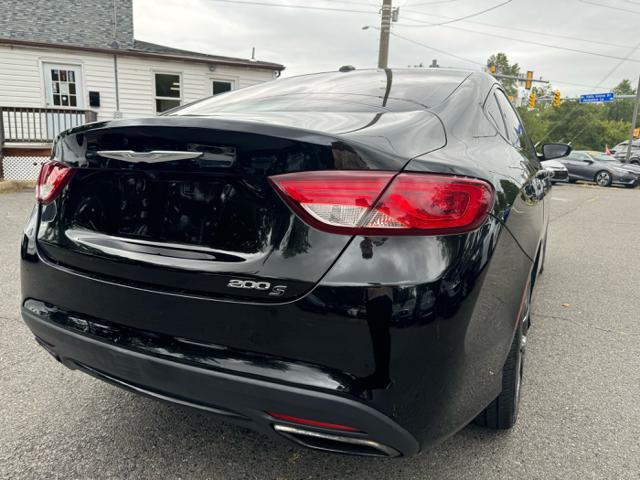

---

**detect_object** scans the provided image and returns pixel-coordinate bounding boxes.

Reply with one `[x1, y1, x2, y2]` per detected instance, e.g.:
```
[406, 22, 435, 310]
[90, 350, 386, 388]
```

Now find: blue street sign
[579, 92, 615, 103]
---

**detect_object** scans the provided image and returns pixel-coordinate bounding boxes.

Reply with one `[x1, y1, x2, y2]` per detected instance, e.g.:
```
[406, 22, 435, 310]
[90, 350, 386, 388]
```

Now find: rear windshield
[173, 69, 468, 115]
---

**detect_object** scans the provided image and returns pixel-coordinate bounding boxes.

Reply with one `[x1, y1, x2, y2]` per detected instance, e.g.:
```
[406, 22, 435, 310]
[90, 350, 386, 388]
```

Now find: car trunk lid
[36, 115, 444, 302]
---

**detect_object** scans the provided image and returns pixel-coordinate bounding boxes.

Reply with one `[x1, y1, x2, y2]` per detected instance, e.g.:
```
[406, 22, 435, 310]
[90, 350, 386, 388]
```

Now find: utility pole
[625, 75, 640, 163]
[377, 0, 392, 69]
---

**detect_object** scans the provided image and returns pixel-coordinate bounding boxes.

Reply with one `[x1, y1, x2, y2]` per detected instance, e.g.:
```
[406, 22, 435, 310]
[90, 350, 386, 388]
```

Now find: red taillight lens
[268, 171, 395, 233]
[36, 161, 74, 204]
[267, 412, 360, 432]
[269, 171, 494, 236]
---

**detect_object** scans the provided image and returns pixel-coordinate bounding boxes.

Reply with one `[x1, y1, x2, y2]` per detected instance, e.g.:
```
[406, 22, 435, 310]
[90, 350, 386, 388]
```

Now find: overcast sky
[133, 0, 640, 96]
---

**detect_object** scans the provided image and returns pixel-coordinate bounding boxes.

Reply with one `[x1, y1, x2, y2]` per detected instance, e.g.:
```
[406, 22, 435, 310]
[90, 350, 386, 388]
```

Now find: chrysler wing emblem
[97, 150, 204, 163]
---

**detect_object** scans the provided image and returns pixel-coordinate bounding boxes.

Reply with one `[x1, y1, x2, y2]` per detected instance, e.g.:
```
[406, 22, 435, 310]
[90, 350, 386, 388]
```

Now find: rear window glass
[484, 92, 507, 137]
[173, 69, 468, 115]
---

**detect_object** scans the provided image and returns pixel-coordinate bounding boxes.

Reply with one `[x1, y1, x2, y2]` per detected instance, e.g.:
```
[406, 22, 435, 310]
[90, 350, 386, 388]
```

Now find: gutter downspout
[112, 0, 122, 118]
[113, 55, 121, 118]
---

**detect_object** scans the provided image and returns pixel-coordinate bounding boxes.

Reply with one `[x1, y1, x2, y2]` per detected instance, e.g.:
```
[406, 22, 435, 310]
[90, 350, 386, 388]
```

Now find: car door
[562, 151, 591, 180]
[494, 88, 546, 258]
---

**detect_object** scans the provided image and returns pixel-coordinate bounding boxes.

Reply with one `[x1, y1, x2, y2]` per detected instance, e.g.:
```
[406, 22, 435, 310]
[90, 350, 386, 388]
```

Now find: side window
[571, 152, 589, 161]
[212, 80, 233, 95]
[494, 90, 526, 148]
[155, 73, 182, 113]
[484, 92, 507, 138]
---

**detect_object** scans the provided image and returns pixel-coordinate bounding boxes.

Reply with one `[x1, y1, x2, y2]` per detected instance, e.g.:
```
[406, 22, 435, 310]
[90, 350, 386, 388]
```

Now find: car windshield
[588, 152, 618, 162]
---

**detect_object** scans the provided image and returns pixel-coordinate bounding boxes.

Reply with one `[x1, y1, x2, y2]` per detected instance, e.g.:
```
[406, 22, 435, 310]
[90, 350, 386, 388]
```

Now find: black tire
[474, 293, 528, 429]
[594, 170, 612, 187]
[630, 159, 640, 166]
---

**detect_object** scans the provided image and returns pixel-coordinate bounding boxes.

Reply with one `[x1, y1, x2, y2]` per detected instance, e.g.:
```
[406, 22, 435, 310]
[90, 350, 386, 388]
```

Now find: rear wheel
[595, 170, 612, 187]
[474, 291, 529, 429]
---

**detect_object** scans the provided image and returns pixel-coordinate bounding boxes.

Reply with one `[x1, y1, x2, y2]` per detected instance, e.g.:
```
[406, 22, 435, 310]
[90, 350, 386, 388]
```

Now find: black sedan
[560, 150, 640, 187]
[21, 68, 568, 457]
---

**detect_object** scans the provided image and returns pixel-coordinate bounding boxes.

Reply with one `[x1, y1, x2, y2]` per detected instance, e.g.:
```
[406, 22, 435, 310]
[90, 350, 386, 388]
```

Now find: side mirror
[541, 143, 572, 160]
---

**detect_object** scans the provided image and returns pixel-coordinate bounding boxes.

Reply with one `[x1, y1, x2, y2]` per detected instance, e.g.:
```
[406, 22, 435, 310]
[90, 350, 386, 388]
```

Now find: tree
[514, 77, 637, 149]
[605, 79, 637, 122]
[531, 84, 554, 98]
[487, 53, 520, 96]
[613, 79, 636, 96]
[516, 108, 550, 144]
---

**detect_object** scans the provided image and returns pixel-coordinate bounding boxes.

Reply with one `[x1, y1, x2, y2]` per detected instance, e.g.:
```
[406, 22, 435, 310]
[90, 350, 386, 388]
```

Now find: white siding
[116, 56, 274, 118]
[0, 43, 277, 121]
[0, 44, 117, 120]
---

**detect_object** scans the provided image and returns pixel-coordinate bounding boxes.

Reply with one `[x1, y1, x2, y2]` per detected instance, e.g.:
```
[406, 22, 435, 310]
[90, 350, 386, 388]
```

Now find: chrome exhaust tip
[273, 424, 400, 457]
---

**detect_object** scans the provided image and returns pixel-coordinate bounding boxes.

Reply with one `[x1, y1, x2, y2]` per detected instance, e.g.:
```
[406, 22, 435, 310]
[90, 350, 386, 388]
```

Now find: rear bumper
[21, 206, 534, 456]
[22, 304, 418, 457]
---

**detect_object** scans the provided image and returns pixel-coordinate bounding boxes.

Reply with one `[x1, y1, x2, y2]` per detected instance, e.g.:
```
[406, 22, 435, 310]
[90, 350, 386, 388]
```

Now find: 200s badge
[227, 279, 287, 297]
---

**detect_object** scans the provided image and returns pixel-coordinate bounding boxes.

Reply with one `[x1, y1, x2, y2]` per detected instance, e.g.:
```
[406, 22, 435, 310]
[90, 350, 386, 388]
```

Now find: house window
[43, 63, 83, 108]
[155, 73, 181, 113]
[212, 80, 233, 95]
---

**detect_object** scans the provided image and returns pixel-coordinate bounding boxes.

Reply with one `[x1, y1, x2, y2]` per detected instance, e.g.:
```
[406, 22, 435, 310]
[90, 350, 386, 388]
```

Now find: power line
[397, 20, 640, 64]
[386, 31, 617, 90]
[313, 0, 382, 6]
[595, 40, 640, 88]
[389, 30, 484, 66]
[204, 0, 377, 14]
[401, 9, 631, 49]
[578, 0, 640, 14]
[544, 79, 615, 90]
[565, 37, 640, 143]
[406, 0, 461, 6]
[398, 0, 513, 27]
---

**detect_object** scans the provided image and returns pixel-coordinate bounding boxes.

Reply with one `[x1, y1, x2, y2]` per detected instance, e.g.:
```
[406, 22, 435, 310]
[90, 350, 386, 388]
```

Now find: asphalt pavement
[1, 184, 639, 479]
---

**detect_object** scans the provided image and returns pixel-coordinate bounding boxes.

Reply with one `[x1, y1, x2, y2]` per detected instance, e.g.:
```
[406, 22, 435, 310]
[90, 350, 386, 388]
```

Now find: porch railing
[0, 106, 98, 144]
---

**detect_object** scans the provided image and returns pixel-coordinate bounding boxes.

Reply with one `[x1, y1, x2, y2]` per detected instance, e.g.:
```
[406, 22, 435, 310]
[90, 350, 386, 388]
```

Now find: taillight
[267, 412, 360, 432]
[36, 161, 75, 204]
[269, 171, 494, 236]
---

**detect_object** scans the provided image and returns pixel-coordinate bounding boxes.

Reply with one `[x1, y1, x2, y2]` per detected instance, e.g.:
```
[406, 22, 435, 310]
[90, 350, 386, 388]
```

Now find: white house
[0, 0, 285, 180]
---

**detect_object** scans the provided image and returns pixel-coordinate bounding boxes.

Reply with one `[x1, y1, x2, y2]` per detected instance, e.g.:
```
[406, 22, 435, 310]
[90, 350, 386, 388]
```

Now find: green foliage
[531, 84, 553, 98]
[487, 52, 520, 96]
[516, 79, 636, 150]
[613, 79, 636, 96]
[516, 108, 549, 143]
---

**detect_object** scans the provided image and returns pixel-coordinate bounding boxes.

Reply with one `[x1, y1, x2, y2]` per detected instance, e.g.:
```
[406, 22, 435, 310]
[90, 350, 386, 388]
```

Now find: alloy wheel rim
[597, 172, 610, 186]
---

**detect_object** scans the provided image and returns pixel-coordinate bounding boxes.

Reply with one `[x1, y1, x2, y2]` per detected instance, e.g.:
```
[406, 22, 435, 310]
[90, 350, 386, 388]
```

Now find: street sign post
[579, 92, 615, 103]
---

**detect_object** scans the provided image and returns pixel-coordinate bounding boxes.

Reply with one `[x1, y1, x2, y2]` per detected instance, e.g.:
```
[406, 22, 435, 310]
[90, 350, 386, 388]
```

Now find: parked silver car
[611, 140, 640, 165]
[559, 150, 640, 187]
[541, 159, 569, 183]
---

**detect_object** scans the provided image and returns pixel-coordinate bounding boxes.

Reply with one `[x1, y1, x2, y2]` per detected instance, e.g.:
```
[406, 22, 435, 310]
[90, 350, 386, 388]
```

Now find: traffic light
[528, 92, 536, 108]
[525, 71, 534, 89]
[553, 90, 561, 107]
[489, 65, 497, 74]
